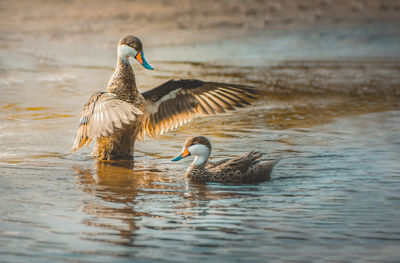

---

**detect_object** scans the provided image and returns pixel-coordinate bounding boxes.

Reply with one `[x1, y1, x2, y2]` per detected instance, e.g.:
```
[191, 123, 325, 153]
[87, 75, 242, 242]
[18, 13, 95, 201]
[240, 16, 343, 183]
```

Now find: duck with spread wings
[72, 35, 258, 160]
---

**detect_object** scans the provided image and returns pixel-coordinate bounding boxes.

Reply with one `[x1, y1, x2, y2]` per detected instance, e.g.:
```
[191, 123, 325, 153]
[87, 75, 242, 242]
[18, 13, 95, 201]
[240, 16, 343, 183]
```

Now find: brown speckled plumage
[72, 35, 259, 160]
[173, 136, 279, 184]
[96, 46, 144, 160]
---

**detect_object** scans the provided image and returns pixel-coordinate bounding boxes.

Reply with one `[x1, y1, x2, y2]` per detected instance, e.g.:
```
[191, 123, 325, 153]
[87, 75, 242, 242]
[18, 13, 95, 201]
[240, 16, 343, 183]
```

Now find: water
[1, 21, 400, 262]
[1, 110, 400, 262]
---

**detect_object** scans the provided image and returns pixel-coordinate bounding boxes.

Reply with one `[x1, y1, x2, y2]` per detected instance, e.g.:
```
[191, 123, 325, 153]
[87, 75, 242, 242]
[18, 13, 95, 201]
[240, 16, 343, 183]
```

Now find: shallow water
[1, 108, 400, 262]
[1, 24, 400, 262]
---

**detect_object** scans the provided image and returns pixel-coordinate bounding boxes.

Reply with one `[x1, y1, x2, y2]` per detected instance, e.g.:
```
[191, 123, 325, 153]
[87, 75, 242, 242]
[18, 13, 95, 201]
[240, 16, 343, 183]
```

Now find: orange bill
[171, 148, 191, 161]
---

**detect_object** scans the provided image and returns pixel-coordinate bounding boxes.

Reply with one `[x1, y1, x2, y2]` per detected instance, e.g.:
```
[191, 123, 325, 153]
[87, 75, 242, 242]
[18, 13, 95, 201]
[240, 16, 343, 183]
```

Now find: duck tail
[259, 159, 280, 180]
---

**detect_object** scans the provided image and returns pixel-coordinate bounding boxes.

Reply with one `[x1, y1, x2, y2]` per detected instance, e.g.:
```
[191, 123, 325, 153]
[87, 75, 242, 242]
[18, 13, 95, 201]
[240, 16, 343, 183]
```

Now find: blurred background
[1, 0, 399, 124]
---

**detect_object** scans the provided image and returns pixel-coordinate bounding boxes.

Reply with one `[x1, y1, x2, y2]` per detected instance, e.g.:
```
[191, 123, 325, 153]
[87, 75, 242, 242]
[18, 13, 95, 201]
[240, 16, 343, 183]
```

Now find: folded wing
[72, 91, 143, 152]
[214, 151, 263, 174]
[138, 79, 257, 140]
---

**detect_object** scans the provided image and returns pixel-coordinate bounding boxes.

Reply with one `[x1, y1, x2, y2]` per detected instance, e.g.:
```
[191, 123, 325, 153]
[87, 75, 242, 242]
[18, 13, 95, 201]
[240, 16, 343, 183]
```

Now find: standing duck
[72, 35, 258, 160]
[172, 136, 279, 184]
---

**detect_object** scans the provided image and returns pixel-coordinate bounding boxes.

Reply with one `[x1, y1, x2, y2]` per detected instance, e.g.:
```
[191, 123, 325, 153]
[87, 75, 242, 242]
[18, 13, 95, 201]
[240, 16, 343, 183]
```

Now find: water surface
[1, 22, 400, 262]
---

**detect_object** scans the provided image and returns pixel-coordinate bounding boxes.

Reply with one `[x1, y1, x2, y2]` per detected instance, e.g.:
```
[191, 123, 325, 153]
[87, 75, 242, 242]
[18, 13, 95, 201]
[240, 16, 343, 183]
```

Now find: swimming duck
[171, 136, 279, 183]
[72, 35, 257, 160]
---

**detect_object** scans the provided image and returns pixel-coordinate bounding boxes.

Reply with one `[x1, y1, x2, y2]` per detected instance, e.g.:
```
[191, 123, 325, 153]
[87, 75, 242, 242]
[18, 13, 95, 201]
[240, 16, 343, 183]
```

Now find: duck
[171, 136, 279, 184]
[72, 35, 258, 160]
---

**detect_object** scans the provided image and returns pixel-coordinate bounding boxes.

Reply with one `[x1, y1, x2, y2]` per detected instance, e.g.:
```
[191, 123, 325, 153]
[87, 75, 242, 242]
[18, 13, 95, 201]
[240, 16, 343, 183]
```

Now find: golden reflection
[181, 95, 399, 133]
[161, 60, 400, 131]
[73, 160, 175, 246]
[1, 103, 73, 121]
[73, 159, 259, 241]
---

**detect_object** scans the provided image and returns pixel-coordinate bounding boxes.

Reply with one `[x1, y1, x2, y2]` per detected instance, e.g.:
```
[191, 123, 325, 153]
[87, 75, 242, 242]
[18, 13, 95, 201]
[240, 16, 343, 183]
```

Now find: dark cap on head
[184, 136, 212, 152]
[119, 35, 143, 51]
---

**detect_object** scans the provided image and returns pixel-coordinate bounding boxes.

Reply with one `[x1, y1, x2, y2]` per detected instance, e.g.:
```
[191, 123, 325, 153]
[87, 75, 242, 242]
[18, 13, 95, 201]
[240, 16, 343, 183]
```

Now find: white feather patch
[188, 144, 210, 166]
[144, 88, 182, 114]
[118, 45, 137, 59]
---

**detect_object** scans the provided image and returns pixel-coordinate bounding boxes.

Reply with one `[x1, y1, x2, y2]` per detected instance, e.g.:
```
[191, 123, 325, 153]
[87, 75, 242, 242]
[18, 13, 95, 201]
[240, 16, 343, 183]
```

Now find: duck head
[171, 136, 212, 166]
[118, 35, 153, 70]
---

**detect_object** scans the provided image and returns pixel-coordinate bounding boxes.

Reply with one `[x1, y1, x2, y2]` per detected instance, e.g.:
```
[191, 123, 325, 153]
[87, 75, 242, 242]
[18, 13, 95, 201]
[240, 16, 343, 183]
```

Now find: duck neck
[192, 155, 208, 167]
[187, 144, 210, 168]
[106, 56, 139, 102]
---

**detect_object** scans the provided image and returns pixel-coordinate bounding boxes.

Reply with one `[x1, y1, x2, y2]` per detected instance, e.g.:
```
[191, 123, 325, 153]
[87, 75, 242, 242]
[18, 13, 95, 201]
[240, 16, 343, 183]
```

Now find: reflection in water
[1, 104, 73, 121]
[180, 182, 259, 218]
[73, 161, 171, 246]
[73, 160, 260, 246]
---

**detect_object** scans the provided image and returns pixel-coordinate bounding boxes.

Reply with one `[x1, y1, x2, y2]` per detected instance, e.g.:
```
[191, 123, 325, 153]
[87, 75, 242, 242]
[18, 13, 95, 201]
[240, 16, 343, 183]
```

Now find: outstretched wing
[72, 91, 143, 152]
[138, 79, 257, 140]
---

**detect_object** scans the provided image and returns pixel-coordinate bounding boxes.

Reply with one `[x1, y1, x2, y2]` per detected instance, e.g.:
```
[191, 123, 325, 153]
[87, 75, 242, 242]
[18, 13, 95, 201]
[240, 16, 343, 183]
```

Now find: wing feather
[72, 91, 143, 152]
[207, 91, 233, 110]
[203, 93, 226, 113]
[138, 79, 257, 140]
[213, 151, 263, 174]
[196, 94, 216, 115]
